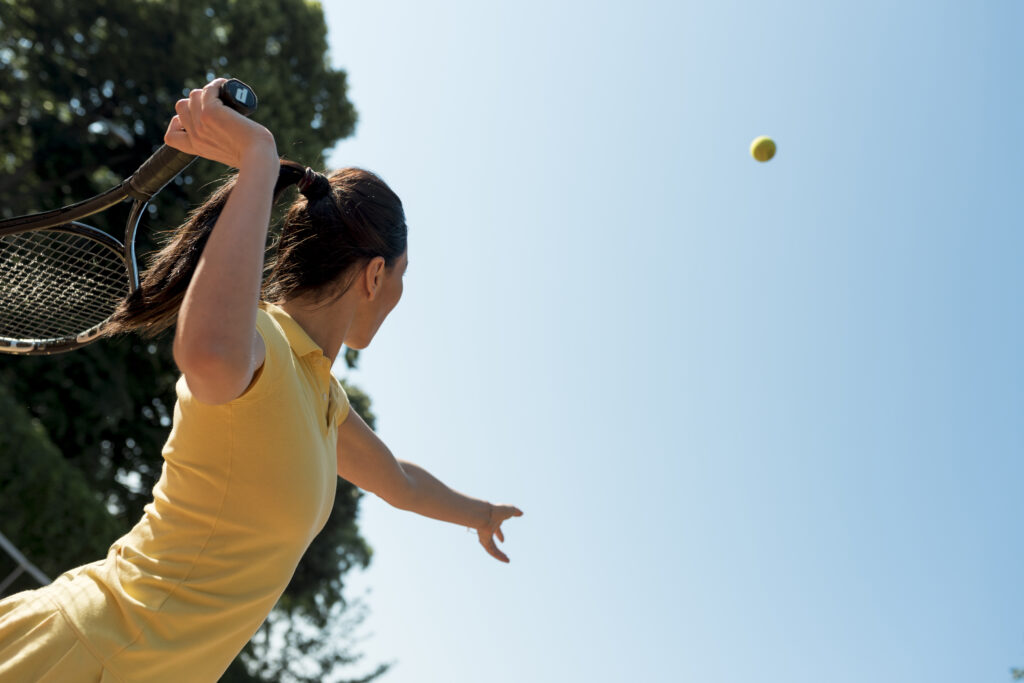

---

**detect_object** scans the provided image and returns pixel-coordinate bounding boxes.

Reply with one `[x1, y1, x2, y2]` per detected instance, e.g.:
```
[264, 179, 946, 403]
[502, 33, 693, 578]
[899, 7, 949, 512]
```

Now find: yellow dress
[0, 303, 350, 682]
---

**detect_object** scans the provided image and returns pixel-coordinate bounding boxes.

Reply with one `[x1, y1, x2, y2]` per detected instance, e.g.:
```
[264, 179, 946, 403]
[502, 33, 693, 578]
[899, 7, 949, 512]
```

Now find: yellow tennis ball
[750, 136, 776, 162]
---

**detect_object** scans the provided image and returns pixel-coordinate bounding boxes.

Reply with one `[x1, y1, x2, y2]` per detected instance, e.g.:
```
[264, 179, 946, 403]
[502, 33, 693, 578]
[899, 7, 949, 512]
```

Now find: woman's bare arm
[168, 79, 277, 404]
[336, 410, 414, 506]
[337, 411, 523, 562]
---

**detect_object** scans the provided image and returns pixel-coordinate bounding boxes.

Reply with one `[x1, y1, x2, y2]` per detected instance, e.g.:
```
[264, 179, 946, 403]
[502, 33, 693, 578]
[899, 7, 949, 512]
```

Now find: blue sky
[316, 1, 1024, 681]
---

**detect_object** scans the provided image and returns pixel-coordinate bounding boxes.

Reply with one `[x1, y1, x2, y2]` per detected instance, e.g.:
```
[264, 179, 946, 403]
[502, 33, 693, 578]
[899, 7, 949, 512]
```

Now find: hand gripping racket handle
[126, 79, 259, 201]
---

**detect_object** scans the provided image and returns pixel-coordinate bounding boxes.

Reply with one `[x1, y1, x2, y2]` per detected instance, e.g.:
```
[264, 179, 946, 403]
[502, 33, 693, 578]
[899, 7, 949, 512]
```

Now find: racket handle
[126, 79, 259, 201]
[127, 145, 198, 200]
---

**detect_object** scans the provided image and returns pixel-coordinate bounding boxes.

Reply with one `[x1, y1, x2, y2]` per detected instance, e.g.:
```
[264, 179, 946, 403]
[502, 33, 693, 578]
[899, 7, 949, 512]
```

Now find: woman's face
[345, 251, 407, 349]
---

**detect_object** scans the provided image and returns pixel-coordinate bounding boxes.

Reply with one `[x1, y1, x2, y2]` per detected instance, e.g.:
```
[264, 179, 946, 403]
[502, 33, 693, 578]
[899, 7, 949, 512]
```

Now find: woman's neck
[277, 297, 353, 363]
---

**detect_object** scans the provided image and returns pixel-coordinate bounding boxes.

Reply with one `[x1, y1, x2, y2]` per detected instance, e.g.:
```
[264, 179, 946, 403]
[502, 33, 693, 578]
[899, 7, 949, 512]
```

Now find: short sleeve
[235, 308, 290, 402]
[331, 376, 351, 425]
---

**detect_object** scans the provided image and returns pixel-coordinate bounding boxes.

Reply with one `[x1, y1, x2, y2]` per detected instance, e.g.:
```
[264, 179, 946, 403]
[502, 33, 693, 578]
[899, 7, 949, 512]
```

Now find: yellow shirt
[45, 303, 349, 681]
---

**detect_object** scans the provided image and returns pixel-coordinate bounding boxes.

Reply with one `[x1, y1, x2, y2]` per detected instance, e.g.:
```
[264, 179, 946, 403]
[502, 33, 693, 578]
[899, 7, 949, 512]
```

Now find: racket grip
[126, 145, 198, 200]
[126, 79, 258, 201]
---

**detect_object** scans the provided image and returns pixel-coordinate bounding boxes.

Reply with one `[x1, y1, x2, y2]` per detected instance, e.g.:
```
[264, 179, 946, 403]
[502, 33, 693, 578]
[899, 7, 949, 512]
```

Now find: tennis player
[0, 78, 523, 681]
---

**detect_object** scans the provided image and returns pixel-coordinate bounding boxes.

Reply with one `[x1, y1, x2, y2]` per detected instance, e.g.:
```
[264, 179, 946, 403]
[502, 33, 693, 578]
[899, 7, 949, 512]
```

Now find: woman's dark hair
[104, 160, 407, 337]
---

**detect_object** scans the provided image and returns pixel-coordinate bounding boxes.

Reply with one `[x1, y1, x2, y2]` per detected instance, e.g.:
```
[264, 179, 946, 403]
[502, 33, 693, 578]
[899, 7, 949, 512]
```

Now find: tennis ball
[750, 136, 776, 162]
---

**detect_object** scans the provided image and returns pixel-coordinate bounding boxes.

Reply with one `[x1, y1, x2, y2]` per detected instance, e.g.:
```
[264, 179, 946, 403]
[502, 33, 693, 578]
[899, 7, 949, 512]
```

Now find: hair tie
[298, 167, 331, 201]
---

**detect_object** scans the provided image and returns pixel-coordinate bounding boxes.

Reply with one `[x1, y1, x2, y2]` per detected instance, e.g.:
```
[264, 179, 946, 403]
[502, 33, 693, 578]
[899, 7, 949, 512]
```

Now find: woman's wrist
[237, 136, 278, 171]
[480, 502, 494, 529]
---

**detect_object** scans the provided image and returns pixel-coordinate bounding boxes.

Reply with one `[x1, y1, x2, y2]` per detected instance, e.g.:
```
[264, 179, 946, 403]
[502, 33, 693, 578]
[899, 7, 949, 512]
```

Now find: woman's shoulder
[255, 303, 290, 349]
[227, 304, 294, 402]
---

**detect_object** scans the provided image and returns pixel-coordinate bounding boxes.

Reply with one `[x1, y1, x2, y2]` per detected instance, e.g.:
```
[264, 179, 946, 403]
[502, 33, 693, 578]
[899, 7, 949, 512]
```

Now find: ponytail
[103, 160, 309, 337]
[103, 160, 406, 339]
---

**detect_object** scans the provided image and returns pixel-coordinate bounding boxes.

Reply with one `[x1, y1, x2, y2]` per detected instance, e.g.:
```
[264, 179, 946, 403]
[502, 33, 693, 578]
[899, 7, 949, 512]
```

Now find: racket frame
[0, 189, 152, 355]
[0, 78, 256, 355]
[0, 221, 131, 354]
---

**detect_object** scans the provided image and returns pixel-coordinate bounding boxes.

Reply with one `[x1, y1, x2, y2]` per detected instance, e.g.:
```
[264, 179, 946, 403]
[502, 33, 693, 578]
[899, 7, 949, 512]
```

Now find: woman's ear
[363, 256, 387, 300]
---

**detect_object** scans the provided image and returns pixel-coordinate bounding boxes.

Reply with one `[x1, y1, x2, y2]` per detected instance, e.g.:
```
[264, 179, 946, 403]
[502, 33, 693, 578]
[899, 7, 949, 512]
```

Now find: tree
[0, 382, 127, 589]
[0, 1, 389, 679]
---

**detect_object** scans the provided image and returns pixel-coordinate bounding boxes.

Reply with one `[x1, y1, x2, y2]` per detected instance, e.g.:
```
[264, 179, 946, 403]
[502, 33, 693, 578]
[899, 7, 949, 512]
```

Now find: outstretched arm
[337, 410, 524, 562]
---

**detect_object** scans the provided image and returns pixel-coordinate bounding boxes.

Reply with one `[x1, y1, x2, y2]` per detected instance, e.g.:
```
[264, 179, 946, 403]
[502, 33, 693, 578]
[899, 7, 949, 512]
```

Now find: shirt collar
[261, 302, 324, 359]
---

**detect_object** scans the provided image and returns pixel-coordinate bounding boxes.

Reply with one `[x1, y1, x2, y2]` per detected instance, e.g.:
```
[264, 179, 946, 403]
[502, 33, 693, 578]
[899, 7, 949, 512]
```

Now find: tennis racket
[0, 78, 258, 355]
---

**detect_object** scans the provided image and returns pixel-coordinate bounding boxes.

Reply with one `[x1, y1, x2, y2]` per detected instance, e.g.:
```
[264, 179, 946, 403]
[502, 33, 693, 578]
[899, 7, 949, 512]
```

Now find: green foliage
[0, 335, 184, 522]
[0, 1, 388, 680]
[229, 602, 392, 683]
[0, 0, 359, 518]
[0, 383, 128, 594]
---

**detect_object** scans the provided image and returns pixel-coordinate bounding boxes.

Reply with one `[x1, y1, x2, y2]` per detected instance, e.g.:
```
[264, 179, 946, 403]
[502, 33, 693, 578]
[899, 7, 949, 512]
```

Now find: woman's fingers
[485, 537, 509, 563]
[478, 522, 511, 562]
[173, 98, 193, 134]
[168, 78, 275, 168]
[187, 88, 206, 136]
[200, 77, 229, 112]
[497, 505, 524, 521]
[475, 503, 523, 562]
[164, 114, 192, 153]
[169, 87, 238, 166]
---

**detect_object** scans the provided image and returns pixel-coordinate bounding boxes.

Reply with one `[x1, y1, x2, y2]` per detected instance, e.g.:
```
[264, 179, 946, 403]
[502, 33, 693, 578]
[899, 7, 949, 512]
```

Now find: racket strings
[0, 230, 128, 341]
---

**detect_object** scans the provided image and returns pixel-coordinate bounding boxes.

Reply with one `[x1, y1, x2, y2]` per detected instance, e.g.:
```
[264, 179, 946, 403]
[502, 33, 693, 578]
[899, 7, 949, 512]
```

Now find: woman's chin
[343, 335, 372, 351]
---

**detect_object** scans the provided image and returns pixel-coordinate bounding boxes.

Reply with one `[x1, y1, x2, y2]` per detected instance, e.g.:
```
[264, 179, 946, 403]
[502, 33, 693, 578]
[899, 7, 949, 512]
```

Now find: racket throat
[125, 199, 148, 292]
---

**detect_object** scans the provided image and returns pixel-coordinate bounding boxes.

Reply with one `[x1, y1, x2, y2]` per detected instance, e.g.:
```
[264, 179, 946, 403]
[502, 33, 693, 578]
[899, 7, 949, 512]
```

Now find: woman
[0, 78, 523, 682]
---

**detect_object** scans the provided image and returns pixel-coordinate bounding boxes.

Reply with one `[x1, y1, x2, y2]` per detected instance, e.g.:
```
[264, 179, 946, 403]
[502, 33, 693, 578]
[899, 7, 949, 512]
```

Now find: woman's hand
[164, 77, 276, 169]
[477, 504, 524, 563]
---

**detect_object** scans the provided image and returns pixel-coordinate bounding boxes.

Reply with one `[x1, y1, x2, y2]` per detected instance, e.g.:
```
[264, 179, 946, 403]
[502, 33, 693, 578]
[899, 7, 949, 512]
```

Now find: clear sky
[314, 2, 1024, 681]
